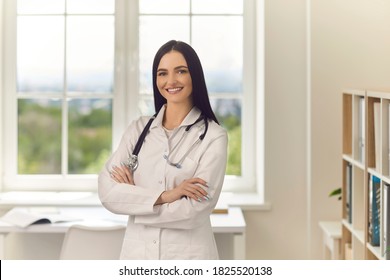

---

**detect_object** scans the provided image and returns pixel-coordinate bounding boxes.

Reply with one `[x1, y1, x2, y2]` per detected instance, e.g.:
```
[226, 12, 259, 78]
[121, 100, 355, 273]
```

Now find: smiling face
[156, 50, 193, 107]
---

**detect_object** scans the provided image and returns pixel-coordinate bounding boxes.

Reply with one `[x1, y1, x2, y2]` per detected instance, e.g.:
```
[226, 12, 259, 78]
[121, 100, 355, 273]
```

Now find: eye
[177, 69, 188, 74]
[157, 72, 167, 77]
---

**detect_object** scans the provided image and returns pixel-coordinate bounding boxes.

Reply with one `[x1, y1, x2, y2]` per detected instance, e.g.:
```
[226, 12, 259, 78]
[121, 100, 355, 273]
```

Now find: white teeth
[167, 87, 182, 93]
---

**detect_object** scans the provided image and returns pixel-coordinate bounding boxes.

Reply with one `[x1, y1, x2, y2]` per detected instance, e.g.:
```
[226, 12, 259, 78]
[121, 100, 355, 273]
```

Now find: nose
[166, 73, 177, 86]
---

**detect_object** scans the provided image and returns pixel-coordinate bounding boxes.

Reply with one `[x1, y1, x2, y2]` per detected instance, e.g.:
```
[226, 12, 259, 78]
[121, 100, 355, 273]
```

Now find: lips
[166, 87, 183, 94]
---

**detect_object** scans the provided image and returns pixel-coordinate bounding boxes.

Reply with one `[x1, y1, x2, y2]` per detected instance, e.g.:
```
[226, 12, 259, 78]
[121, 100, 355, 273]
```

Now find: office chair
[60, 224, 126, 260]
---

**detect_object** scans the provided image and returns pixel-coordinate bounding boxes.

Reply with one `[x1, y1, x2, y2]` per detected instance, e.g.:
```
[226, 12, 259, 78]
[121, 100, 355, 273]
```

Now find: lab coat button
[158, 180, 162, 184]
[153, 240, 157, 244]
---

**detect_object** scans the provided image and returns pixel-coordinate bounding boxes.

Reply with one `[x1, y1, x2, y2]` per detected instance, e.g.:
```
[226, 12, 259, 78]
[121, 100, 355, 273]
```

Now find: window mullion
[3, 0, 18, 182]
[189, 0, 192, 44]
[112, 0, 139, 149]
[241, 0, 256, 190]
[61, 12, 68, 177]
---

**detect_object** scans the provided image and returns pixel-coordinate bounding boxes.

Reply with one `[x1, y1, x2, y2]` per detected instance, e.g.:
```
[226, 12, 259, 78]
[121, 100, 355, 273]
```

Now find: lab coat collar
[151, 105, 202, 129]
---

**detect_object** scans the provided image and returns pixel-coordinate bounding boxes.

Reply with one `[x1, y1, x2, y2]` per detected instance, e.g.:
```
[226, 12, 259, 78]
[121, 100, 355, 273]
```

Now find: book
[373, 102, 380, 171]
[368, 175, 380, 246]
[212, 200, 229, 214]
[369, 177, 373, 243]
[358, 97, 365, 163]
[346, 163, 352, 223]
[384, 184, 390, 260]
[0, 207, 80, 228]
[388, 103, 390, 175]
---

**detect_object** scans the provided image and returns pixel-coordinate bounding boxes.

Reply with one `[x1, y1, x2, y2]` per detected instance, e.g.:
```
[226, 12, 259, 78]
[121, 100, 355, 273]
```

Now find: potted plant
[329, 187, 341, 200]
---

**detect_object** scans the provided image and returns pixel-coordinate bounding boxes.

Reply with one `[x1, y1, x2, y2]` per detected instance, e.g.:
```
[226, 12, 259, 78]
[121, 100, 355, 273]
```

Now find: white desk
[0, 206, 246, 260]
[318, 221, 342, 260]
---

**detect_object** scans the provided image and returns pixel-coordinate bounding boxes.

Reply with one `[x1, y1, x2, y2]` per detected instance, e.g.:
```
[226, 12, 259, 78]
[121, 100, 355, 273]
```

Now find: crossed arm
[110, 164, 210, 205]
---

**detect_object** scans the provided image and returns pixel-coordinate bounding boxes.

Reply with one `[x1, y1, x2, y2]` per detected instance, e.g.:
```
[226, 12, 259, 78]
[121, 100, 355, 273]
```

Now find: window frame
[1, 0, 262, 199]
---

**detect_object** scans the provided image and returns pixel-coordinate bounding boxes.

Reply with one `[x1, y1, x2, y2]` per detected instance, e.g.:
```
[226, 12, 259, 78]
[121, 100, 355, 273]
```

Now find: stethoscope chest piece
[124, 154, 138, 172]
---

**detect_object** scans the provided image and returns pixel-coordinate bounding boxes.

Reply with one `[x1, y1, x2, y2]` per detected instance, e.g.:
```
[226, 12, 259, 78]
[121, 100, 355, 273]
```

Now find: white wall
[0, 0, 4, 185]
[245, 0, 309, 259]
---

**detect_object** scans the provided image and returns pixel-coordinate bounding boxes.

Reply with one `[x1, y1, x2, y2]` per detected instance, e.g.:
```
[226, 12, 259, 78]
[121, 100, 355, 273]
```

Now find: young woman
[98, 40, 228, 260]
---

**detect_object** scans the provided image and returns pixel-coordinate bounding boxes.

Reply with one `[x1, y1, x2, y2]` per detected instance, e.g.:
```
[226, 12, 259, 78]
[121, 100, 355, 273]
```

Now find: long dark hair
[152, 40, 219, 124]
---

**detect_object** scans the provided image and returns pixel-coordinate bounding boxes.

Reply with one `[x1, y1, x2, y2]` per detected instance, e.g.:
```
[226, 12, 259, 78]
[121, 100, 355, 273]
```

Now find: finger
[184, 185, 208, 201]
[112, 168, 125, 181]
[188, 184, 207, 196]
[110, 170, 123, 183]
[187, 183, 208, 197]
[120, 164, 134, 184]
[112, 166, 127, 183]
[182, 190, 200, 202]
[188, 178, 208, 188]
[174, 184, 198, 201]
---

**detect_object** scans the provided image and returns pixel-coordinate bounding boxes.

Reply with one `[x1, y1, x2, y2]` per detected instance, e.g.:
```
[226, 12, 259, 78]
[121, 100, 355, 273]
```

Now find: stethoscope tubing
[125, 113, 208, 172]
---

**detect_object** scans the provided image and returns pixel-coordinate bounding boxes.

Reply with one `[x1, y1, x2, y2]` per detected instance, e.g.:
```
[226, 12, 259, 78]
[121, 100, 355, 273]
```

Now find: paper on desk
[0, 207, 80, 228]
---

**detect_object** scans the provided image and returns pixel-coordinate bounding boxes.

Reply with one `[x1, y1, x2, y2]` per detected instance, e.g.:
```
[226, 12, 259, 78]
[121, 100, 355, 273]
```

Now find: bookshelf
[341, 89, 390, 260]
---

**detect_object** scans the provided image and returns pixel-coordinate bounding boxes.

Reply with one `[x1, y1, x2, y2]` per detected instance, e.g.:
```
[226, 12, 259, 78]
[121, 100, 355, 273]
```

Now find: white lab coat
[98, 106, 228, 260]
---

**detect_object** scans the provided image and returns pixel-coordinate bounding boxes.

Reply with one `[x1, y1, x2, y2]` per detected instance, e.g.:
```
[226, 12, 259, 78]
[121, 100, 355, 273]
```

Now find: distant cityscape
[17, 69, 242, 94]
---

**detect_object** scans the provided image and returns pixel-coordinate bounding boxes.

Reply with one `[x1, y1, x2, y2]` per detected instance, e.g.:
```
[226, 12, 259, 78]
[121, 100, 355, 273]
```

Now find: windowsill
[218, 192, 271, 211]
[0, 191, 99, 209]
[0, 191, 271, 211]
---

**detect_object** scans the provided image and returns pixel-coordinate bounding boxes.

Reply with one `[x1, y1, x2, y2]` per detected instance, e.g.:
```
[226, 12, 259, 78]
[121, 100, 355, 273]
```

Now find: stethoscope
[123, 113, 209, 172]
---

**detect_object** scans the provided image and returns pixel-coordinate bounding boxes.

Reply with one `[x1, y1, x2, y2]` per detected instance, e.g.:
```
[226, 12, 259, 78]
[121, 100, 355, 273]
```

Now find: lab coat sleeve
[133, 127, 228, 230]
[98, 120, 164, 216]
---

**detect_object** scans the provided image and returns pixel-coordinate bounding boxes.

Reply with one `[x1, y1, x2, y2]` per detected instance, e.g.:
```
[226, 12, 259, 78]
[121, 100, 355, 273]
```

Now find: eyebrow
[157, 65, 188, 72]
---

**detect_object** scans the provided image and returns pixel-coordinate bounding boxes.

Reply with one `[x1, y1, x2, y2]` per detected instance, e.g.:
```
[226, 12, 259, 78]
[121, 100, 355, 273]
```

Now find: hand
[110, 164, 134, 185]
[156, 178, 210, 204]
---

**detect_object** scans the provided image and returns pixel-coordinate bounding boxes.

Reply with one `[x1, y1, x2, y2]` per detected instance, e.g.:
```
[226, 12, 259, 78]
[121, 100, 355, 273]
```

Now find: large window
[2, 0, 257, 192]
